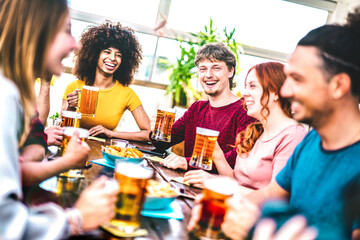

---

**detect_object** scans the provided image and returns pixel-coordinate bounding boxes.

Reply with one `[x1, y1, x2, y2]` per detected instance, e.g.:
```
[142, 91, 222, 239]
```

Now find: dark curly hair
[73, 21, 143, 86]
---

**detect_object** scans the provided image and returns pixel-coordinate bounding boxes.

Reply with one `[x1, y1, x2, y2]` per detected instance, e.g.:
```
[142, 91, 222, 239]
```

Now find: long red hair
[236, 62, 291, 155]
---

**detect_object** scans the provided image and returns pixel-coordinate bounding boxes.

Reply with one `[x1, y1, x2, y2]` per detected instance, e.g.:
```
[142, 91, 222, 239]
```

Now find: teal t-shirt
[276, 130, 360, 239]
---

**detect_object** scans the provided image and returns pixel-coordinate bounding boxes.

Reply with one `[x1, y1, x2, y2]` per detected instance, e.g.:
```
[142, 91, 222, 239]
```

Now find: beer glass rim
[196, 127, 220, 137]
[63, 127, 89, 139]
[62, 110, 82, 119]
[157, 106, 176, 113]
[110, 139, 129, 148]
[203, 177, 238, 196]
[114, 160, 153, 179]
[82, 85, 99, 91]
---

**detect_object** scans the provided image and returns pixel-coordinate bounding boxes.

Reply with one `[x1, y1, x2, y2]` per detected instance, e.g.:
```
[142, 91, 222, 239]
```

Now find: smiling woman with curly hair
[61, 22, 151, 141]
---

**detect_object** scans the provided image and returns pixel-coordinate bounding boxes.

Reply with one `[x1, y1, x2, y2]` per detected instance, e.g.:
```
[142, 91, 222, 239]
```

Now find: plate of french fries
[143, 179, 179, 210]
[102, 145, 144, 164]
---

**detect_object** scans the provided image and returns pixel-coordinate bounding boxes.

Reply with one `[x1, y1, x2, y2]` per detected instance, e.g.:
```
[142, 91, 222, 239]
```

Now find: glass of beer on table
[79, 85, 99, 117]
[189, 127, 219, 170]
[61, 111, 81, 128]
[151, 106, 176, 142]
[195, 177, 238, 240]
[59, 127, 89, 156]
[111, 161, 154, 233]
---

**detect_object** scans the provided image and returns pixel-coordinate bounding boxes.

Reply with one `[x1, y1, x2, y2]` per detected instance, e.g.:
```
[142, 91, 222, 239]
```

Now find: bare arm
[21, 130, 90, 186]
[37, 78, 51, 124]
[21, 155, 78, 186]
[20, 145, 45, 162]
[61, 98, 69, 113]
[89, 105, 150, 141]
[104, 105, 151, 142]
[212, 142, 235, 177]
[247, 180, 290, 206]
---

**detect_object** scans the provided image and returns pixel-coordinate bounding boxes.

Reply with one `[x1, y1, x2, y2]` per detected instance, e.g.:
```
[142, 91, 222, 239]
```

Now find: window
[66, 0, 332, 85]
[168, 0, 328, 54]
[69, 0, 160, 27]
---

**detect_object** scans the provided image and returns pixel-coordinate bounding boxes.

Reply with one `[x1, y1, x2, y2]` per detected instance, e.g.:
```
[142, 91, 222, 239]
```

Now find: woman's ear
[274, 94, 279, 102]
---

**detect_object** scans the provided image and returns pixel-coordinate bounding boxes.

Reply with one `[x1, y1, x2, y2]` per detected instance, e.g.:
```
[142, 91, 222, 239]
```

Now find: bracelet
[66, 208, 85, 235]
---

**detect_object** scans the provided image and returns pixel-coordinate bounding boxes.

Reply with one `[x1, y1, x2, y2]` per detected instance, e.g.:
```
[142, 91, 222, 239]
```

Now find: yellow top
[63, 80, 142, 130]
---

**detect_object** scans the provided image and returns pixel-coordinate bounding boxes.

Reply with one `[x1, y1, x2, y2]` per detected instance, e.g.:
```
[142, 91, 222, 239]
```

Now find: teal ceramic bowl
[143, 195, 177, 210]
[101, 149, 144, 165]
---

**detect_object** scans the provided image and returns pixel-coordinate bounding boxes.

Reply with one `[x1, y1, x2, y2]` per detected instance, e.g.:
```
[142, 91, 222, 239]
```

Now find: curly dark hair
[73, 21, 143, 86]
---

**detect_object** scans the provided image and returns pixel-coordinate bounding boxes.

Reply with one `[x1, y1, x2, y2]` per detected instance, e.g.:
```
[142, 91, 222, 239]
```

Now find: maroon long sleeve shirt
[152, 99, 256, 174]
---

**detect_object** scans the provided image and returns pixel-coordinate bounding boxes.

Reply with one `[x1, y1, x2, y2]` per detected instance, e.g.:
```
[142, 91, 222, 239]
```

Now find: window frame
[68, 0, 336, 89]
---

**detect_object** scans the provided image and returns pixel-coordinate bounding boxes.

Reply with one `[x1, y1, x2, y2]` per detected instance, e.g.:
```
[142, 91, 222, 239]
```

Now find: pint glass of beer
[59, 127, 89, 156]
[189, 127, 220, 170]
[79, 85, 99, 117]
[61, 111, 81, 128]
[195, 177, 238, 240]
[151, 106, 176, 142]
[111, 161, 154, 233]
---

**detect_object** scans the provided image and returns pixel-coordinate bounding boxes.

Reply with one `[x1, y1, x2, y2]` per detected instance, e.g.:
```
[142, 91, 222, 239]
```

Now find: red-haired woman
[184, 62, 308, 191]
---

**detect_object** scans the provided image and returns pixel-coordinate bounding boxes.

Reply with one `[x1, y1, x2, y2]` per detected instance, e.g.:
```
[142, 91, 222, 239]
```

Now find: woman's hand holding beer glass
[66, 89, 81, 109]
[74, 175, 119, 231]
[45, 125, 63, 146]
[160, 153, 188, 170]
[62, 130, 90, 169]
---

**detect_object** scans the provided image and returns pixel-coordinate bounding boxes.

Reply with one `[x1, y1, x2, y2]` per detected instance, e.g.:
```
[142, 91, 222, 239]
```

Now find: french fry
[146, 179, 178, 197]
[104, 146, 144, 158]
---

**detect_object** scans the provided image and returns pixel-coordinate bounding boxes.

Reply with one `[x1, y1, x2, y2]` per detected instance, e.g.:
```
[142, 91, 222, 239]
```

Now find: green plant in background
[49, 112, 60, 126]
[161, 18, 243, 107]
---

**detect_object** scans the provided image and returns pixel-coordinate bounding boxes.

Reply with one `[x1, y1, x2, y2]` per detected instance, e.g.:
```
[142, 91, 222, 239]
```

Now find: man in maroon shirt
[152, 42, 255, 183]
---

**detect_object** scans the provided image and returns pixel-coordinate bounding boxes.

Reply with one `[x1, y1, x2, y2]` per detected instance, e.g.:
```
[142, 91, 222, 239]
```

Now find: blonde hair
[0, 0, 68, 145]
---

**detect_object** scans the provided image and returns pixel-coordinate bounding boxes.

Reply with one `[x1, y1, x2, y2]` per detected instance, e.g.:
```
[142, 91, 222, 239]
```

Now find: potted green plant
[160, 18, 243, 107]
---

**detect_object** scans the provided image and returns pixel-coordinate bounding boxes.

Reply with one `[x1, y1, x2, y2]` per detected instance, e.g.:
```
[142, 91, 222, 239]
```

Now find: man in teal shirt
[220, 7, 360, 239]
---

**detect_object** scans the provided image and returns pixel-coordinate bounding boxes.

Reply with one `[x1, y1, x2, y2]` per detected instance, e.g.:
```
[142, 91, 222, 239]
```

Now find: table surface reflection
[25, 139, 202, 239]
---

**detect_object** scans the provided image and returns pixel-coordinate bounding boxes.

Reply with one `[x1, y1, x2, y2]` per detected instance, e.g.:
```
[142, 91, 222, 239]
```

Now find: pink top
[234, 124, 307, 190]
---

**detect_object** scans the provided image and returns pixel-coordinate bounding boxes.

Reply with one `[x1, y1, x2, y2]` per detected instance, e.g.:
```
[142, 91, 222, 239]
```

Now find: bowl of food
[102, 145, 144, 165]
[143, 179, 178, 210]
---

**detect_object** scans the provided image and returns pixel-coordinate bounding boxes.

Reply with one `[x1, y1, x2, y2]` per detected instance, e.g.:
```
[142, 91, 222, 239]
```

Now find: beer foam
[82, 85, 99, 91]
[203, 177, 238, 196]
[157, 106, 176, 113]
[62, 111, 82, 119]
[196, 127, 219, 137]
[63, 127, 89, 138]
[115, 162, 153, 179]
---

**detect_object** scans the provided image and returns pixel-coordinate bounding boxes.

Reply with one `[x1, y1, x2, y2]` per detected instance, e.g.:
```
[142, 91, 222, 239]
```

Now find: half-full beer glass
[151, 106, 176, 142]
[59, 127, 89, 156]
[111, 161, 154, 233]
[195, 177, 238, 240]
[189, 127, 219, 170]
[61, 111, 81, 128]
[79, 85, 99, 117]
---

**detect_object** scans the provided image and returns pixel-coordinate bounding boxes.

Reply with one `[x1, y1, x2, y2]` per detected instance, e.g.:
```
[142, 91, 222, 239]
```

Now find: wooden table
[24, 139, 202, 240]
